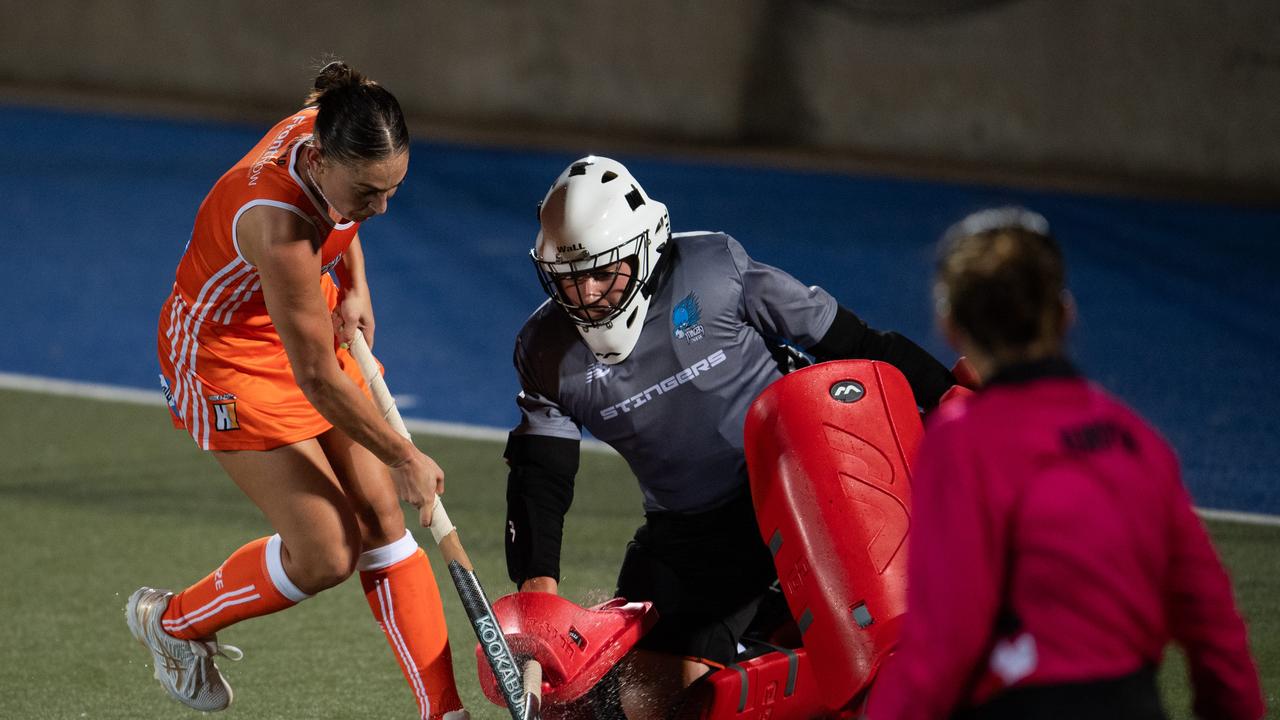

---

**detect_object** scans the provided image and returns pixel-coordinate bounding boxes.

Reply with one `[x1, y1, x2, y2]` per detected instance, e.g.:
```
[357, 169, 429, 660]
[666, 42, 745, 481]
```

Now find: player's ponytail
[305, 60, 408, 164]
[935, 207, 1068, 360]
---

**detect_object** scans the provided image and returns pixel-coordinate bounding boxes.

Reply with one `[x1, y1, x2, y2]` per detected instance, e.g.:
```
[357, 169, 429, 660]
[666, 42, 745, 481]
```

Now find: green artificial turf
[0, 389, 1273, 718]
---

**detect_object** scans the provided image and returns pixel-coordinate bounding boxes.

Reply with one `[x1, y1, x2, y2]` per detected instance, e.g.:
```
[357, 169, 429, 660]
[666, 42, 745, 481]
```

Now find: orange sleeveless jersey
[158, 108, 370, 451]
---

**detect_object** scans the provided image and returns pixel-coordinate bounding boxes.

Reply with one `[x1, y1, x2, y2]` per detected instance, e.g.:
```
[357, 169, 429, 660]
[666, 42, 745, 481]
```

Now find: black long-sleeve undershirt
[504, 433, 579, 585]
[808, 305, 955, 410]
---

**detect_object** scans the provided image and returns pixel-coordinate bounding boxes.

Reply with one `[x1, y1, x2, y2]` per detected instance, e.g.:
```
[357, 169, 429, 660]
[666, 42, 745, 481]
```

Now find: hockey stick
[348, 332, 542, 720]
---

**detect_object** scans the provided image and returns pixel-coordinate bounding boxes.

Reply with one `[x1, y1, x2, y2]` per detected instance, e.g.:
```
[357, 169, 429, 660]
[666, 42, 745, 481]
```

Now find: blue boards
[4, 104, 1277, 513]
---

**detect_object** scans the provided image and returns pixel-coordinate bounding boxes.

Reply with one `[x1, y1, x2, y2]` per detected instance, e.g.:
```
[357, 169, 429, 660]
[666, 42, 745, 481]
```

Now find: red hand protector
[476, 593, 657, 709]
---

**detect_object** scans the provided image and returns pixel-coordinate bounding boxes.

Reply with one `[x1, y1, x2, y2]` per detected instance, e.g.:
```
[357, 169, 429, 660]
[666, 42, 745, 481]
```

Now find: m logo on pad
[829, 380, 865, 403]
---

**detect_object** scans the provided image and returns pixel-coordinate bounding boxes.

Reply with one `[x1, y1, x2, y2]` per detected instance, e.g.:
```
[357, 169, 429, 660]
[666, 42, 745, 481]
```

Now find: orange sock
[359, 531, 463, 720]
[162, 535, 310, 640]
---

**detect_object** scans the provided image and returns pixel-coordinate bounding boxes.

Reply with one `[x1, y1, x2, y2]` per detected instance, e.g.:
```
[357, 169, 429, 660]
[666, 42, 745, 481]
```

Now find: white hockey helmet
[532, 156, 670, 364]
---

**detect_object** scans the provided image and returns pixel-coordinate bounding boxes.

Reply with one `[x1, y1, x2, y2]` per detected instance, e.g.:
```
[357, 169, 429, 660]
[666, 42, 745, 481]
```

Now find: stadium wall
[2, 0, 1277, 193]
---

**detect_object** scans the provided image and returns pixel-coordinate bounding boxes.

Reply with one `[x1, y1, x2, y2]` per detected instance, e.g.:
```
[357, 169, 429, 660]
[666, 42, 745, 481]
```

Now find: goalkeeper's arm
[504, 433, 580, 589]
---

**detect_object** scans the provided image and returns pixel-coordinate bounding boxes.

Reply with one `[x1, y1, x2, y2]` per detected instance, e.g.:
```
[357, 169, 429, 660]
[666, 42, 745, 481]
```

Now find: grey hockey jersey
[511, 232, 837, 513]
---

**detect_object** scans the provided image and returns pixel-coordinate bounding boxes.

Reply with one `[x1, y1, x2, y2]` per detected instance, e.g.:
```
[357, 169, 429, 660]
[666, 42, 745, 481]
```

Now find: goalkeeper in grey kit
[505, 156, 959, 718]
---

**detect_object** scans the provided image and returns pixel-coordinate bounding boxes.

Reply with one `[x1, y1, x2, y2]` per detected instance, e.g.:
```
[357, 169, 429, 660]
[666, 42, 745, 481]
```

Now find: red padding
[744, 360, 922, 711]
[476, 592, 657, 708]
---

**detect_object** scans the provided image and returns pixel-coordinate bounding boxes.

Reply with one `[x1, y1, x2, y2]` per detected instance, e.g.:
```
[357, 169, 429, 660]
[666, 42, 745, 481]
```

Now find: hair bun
[306, 60, 367, 104]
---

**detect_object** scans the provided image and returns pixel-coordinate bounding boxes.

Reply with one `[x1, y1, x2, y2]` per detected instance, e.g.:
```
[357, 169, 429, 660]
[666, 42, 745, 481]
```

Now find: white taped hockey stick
[348, 332, 542, 720]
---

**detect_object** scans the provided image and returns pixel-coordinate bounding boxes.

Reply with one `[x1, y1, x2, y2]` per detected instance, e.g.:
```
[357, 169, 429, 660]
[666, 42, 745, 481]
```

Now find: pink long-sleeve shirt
[866, 360, 1263, 720]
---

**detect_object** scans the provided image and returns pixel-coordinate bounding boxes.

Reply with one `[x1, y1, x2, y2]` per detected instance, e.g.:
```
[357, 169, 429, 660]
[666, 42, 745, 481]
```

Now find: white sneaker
[125, 587, 243, 712]
[441, 711, 471, 720]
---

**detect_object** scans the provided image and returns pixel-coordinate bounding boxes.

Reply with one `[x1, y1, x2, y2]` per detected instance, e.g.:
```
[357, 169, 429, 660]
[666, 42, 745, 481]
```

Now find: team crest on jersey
[208, 394, 240, 431]
[672, 293, 704, 344]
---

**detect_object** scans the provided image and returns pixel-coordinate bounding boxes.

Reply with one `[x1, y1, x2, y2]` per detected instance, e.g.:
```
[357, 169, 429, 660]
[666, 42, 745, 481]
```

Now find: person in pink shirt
[865, 207, 1264, 720]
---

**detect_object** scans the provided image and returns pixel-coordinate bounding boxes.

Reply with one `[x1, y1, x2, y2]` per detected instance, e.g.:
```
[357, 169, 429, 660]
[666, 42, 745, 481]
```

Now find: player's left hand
[334, 286, 375, 349]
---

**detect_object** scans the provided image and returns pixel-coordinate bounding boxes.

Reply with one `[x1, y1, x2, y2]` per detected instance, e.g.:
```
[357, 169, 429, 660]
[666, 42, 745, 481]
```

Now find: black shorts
[614, 490, 778, 664]
[953, 666, 1166, 720]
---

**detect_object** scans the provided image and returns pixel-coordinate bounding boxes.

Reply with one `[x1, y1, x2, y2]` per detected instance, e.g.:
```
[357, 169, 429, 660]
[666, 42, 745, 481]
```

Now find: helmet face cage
[530, 155, 670, 364]
[533, 230, 649, 328]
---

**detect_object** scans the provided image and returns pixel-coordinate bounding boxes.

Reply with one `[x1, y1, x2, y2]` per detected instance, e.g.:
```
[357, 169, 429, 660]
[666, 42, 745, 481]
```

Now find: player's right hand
[520, 576, 559, 594]
[389, 447, 445, 528]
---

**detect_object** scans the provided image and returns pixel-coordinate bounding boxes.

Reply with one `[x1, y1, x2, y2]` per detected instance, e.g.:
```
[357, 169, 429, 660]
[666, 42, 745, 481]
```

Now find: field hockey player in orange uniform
[126, 61, 468, 719]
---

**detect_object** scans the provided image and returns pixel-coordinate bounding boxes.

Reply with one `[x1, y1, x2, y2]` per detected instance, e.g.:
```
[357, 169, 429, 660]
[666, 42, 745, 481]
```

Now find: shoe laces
[176, 638, 244, 698]
[191, 638, 244, 662]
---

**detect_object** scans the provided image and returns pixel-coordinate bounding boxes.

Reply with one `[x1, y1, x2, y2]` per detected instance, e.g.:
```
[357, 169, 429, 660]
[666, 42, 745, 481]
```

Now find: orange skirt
[157, 279, 372, 451]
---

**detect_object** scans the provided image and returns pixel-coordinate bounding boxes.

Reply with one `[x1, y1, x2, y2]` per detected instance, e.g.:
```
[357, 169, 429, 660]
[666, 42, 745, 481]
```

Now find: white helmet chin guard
[533, 156, 670, 364]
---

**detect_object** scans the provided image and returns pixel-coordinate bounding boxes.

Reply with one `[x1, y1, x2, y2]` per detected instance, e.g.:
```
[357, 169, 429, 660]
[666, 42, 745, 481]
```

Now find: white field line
[0, 371, 616, 455]
[1194, 508, 1280, 527]
[3, 372, 1278, 526]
